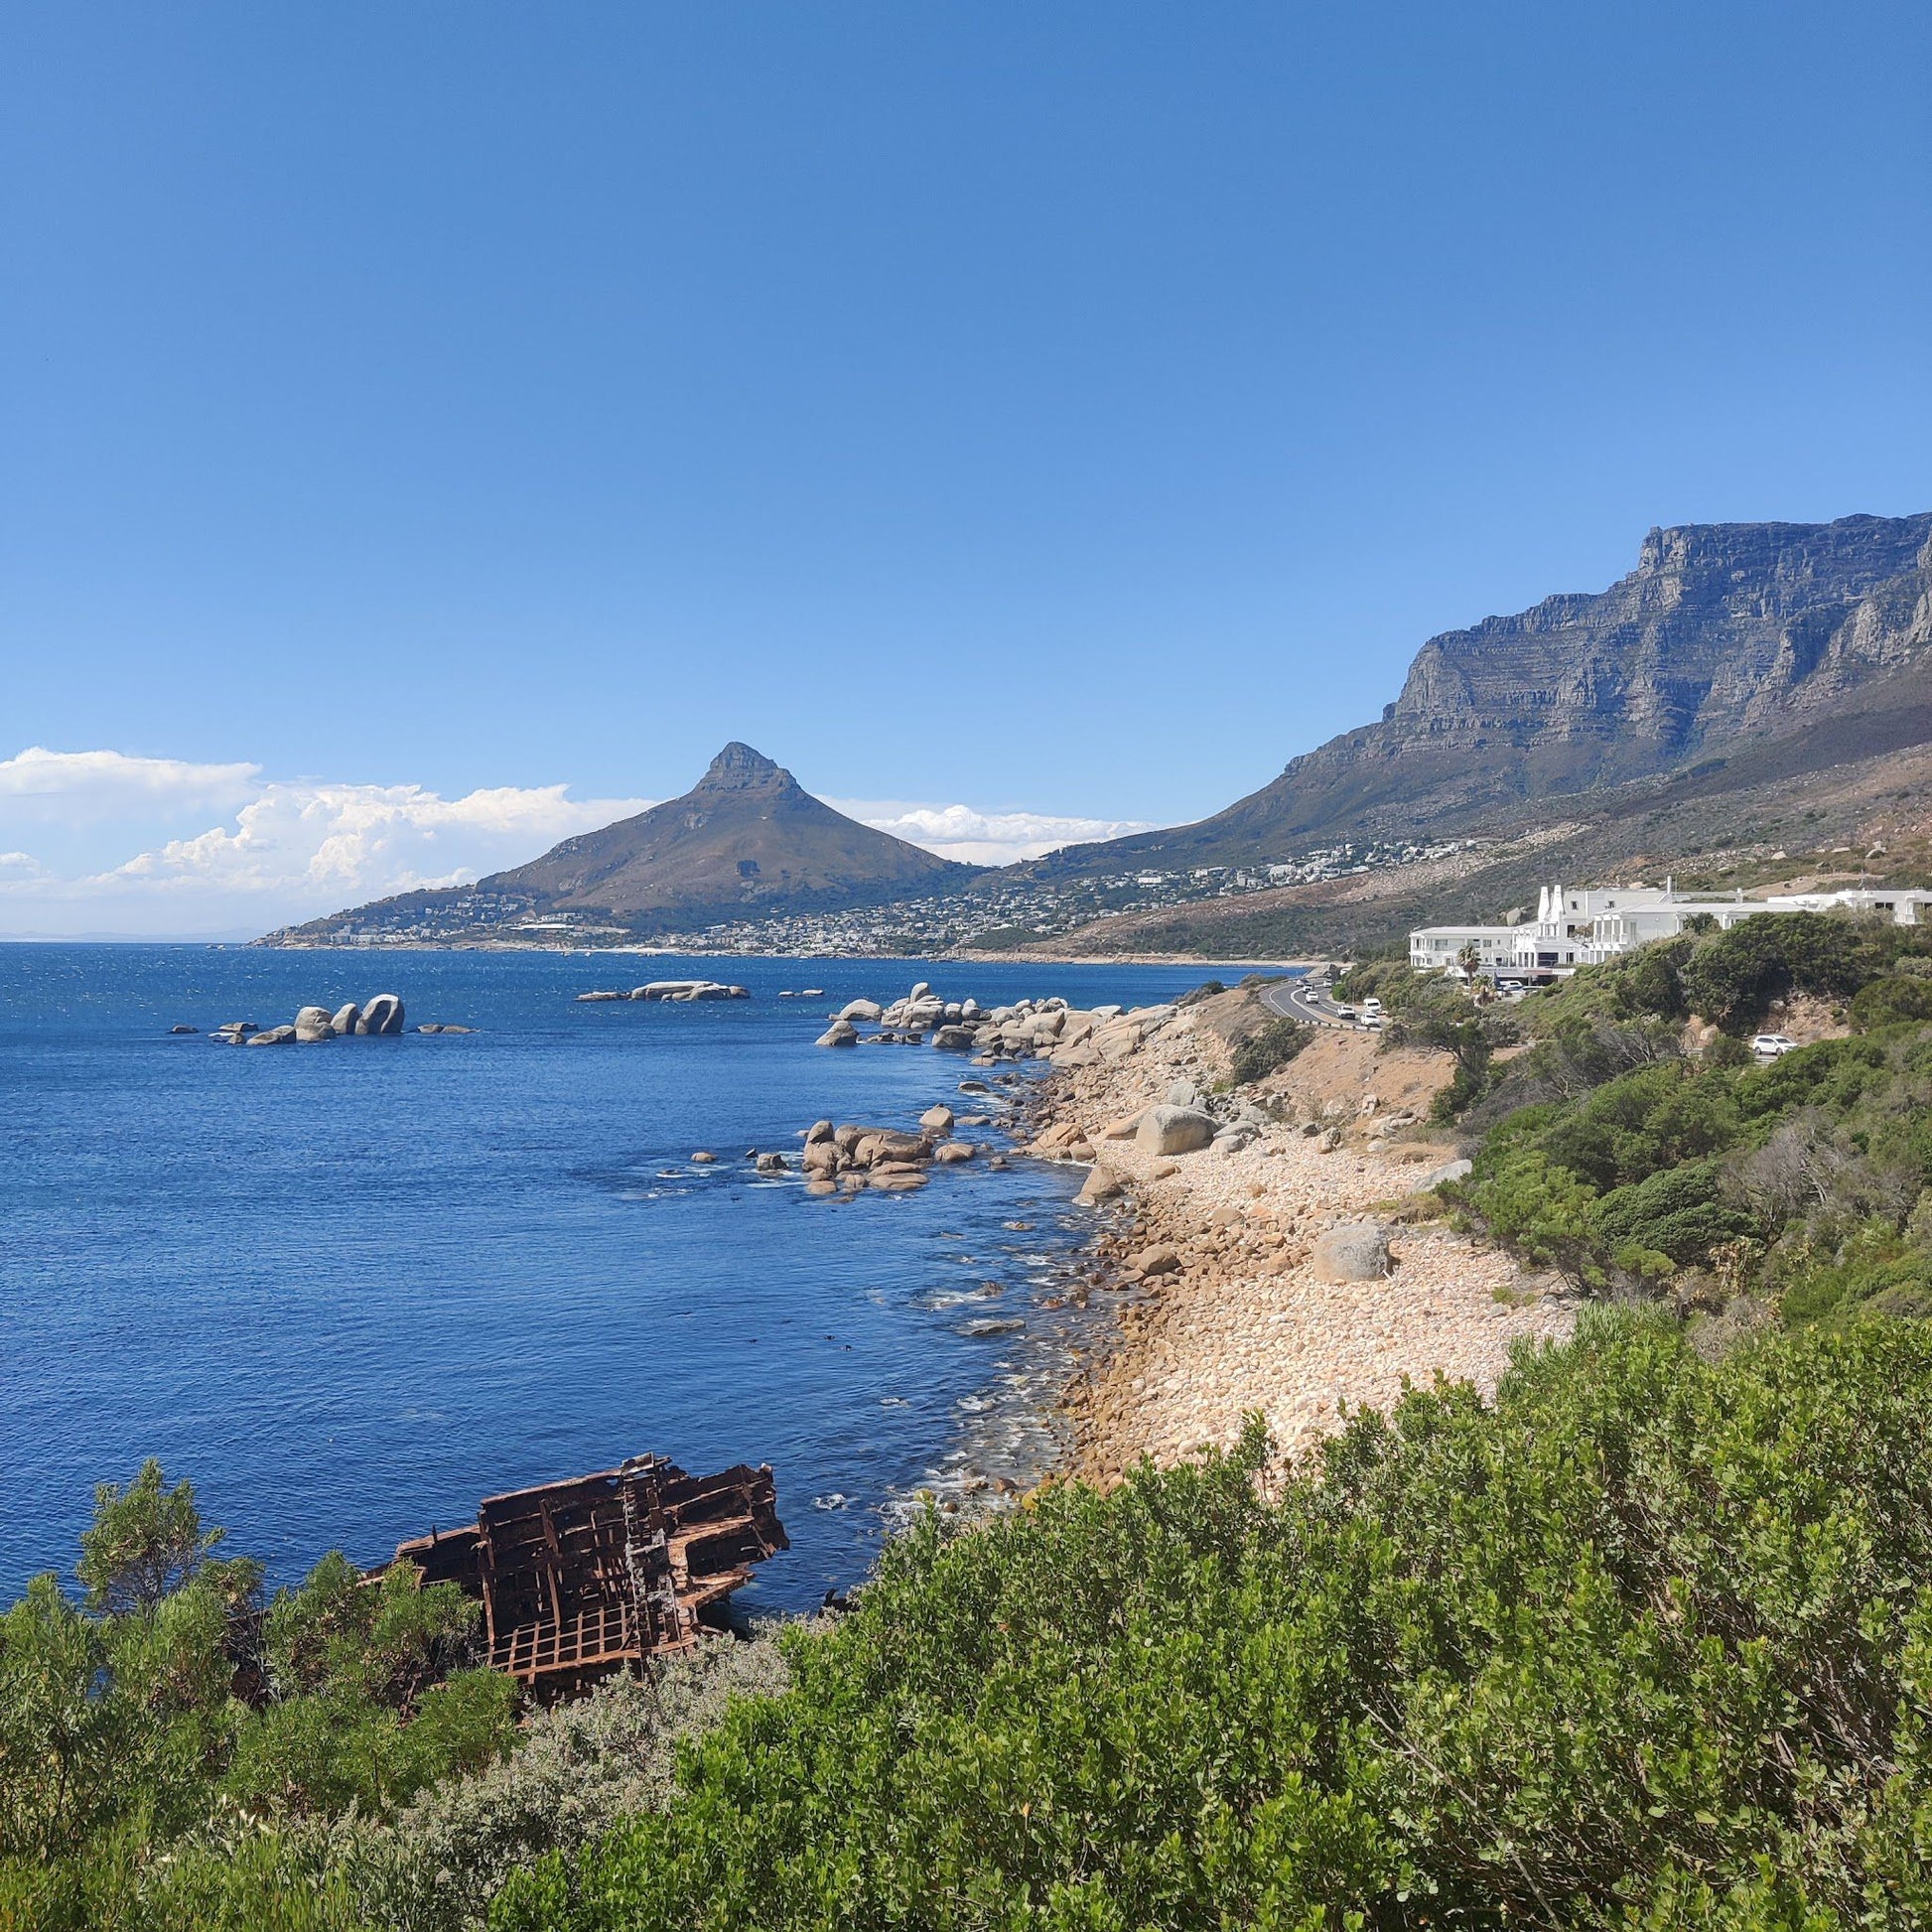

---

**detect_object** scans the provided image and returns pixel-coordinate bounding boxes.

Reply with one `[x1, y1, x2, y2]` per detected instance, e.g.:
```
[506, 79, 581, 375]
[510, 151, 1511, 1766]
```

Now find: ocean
[0, 946, 1259, 1614]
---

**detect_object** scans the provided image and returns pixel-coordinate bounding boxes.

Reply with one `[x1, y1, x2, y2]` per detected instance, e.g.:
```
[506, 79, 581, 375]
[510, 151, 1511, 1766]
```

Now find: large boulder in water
[331, 1002, 360, 1035]
[293, 1006, 336, 1042]
[360, 993, 405, 1035]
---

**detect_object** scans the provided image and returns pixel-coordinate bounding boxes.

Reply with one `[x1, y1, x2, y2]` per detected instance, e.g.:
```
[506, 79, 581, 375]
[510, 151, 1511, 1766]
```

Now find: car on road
[1333, 1004, 1358, 1021]
[1752, 1033, 1798, 1057]
[1361, 997, 1383, 1019]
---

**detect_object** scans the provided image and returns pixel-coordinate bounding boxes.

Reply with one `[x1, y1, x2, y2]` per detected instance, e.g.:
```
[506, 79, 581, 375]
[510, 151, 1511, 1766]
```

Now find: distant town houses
[286, 836, 1485, 954]
[1412, 881, 1932, 980]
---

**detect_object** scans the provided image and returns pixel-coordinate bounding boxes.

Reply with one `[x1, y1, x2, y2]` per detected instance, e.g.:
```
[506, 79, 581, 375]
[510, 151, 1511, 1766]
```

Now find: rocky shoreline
[1007, 982, 1578, 1484]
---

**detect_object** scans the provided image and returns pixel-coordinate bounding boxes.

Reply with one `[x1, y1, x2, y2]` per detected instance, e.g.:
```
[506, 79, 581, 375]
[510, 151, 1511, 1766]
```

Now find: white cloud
[827, 799, 1155, 868]
[0, 747, 261, 821]
[0, 752, 651, 937]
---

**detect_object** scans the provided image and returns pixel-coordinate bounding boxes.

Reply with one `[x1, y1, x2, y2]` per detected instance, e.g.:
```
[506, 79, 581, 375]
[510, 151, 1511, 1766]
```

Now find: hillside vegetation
[1420, 912, 1932, 1324]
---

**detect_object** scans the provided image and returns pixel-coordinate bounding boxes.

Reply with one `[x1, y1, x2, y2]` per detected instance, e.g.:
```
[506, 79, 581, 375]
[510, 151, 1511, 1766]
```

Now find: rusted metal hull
[375, 1455, 786, 1701]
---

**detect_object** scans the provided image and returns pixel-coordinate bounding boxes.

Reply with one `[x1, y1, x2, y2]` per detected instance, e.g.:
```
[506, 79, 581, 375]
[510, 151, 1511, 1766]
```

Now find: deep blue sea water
[0, 947, 1259, 1614]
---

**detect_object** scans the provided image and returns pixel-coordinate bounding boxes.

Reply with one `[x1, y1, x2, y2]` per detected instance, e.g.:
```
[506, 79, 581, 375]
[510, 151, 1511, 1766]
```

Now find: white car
[1752, 1033, 1797, 1057]
[1333, 1004, 1358, 1021]
[1361, 997, 1384, 1019]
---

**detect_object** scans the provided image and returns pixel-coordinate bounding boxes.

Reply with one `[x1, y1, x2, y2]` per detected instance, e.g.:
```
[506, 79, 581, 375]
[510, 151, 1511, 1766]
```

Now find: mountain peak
[698, 743, 789, 791]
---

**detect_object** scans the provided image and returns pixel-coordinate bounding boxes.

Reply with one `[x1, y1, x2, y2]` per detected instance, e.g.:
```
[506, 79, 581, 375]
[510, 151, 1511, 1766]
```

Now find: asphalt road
[1260, 972, 1355, 1029]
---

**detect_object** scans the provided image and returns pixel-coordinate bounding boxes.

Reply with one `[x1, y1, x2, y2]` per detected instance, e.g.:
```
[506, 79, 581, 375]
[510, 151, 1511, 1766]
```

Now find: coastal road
[1260, 971, 1352, 1029]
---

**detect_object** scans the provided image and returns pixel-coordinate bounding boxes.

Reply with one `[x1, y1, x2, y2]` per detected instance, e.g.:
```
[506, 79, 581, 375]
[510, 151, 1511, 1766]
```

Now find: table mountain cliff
[263, 744, 973, 944]
[1033, 511, 1932, 877]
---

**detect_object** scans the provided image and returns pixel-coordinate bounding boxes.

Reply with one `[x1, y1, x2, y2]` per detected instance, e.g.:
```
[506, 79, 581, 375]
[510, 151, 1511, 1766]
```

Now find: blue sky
[2, 3, 1928, 934]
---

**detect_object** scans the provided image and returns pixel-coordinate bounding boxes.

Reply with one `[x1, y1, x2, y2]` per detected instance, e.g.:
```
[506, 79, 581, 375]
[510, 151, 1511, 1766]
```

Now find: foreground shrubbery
[489, 1312, 1932, 1930]
[17, 1318, 1932, 1925]
[0, 1463, 516, 1928]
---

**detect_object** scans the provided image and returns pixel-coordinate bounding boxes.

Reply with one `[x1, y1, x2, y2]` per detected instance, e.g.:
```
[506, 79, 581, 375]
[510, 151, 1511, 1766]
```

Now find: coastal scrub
[491, 1311, 1932, 1930]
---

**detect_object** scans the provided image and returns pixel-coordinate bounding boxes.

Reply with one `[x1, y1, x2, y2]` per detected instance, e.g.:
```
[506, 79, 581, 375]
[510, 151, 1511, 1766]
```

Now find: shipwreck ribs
[369, 1454, 786, 1701]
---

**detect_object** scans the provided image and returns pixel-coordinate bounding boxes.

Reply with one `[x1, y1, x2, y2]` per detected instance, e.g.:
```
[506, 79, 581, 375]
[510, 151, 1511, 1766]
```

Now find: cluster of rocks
[202, 995, 459, 1045]
[578, 981, 750, 1004]
[815, 982, 1171, 1061]
[746, 1106, 1000, 1196]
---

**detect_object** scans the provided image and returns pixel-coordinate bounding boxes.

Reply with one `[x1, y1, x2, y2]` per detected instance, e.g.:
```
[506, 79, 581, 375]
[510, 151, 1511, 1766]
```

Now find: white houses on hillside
[1412, 882, 1932, 979]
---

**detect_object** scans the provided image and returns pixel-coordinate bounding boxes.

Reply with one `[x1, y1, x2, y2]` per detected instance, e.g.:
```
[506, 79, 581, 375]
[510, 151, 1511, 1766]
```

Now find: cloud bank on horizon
[0, 749, 1152, 937]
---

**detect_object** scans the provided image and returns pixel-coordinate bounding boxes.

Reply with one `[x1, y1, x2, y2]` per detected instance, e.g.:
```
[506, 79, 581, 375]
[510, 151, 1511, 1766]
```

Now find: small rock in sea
[577, 990, 625, 1002]
[987, 1155, 1008, 1170]
[418, 1024, 444, 1034]
[817, 1020, 859, 1047]
[958, 1317, 1026, 1337]
[932, 1142, 977, 1165]
[919, 1105, 955, 1135]
[804, 1119, 835, 1145]
[958, 1079, 990, 1094]
[247, 1025, 298, 1046]
[691, 1151, 718, 1165]
[812, 1493, 849, 1511]
[756, 1152, 787, 1173]
[1003, 1221, 1034, 1233]
[169, 1024, 199, 1035]
[805, 1178, 838, 1196]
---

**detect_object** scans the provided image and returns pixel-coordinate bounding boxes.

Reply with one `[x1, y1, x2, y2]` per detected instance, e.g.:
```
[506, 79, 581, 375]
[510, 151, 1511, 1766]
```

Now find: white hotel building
[1411, 882, 1932, 979]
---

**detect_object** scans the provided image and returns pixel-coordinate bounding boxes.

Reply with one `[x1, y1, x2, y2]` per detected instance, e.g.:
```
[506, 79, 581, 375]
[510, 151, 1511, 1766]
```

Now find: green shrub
[488, 1315, 1932, 1931]
[1229, 1017, 1309, 1086]
[1852, 976, 1932, 1032]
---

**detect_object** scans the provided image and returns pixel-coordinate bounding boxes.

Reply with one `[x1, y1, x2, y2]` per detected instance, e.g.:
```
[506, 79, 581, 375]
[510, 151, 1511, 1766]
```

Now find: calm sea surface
[0, 946, 1264, 1613]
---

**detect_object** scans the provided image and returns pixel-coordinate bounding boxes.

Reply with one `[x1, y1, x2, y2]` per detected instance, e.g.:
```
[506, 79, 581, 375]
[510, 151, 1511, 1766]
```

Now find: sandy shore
[1018, 988, 1577, 1482]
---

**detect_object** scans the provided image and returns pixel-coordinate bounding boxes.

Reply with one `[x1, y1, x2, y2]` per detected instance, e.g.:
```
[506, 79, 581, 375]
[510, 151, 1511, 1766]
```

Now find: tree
[76, 1460, 223, 1618]
[0, 1577, 124, 1859]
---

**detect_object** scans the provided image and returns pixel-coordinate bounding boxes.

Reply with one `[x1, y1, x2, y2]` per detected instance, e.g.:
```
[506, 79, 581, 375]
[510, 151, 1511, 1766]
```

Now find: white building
[1411, 881, 1932, 979]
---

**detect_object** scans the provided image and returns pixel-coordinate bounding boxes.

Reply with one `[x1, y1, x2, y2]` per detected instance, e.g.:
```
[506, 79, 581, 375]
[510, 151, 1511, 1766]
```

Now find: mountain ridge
[260, 744, 974, 944]
[1028, 511, 1932, 878]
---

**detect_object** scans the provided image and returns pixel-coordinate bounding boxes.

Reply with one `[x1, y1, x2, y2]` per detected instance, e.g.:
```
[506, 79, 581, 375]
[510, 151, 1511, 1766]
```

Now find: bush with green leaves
[488, 1313, 1932, 1930]
[1228, 1016, 1309, 1086]
[1454, 1013, 1932, 1312]
[0, 1462, 517, 1930]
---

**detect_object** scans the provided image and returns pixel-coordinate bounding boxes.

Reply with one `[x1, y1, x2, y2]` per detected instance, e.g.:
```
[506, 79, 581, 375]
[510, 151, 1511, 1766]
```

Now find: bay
[0, 946, 1255, 1613]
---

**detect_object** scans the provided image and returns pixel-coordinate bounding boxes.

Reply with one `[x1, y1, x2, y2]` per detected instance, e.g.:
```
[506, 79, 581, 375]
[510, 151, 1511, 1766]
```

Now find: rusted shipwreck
[372, 1455, 786, 1700]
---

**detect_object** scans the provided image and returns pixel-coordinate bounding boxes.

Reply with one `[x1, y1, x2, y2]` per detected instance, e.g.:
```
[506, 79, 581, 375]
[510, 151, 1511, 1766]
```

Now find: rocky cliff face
[1041, 512, 1932, 871]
